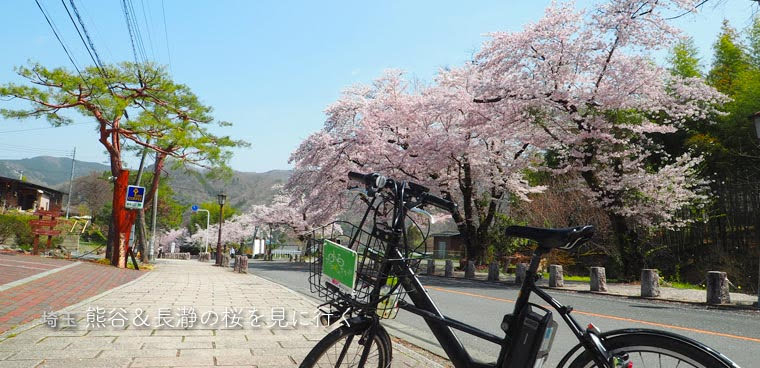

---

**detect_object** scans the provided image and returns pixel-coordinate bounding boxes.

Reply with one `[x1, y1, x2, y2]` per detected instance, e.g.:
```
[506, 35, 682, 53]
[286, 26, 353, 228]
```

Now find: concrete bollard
[503, 259, 512, 275]
[515, 263, 528, 285]
[237, 255, 248, 273]
[706, 271, 730, 305]
[465, 261, 475, 279]
[590, 267, 608, 292]
[444, 260, 453, 278]
[641, 269, 660, 297]
[198, 252, 211, 262]
[549, 265, 564, 287]
[488, 261, 499, 281]
[427, 259, 436, 275]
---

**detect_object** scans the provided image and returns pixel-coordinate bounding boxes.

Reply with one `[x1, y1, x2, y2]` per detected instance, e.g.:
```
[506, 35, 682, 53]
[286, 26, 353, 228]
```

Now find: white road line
[0, 257, 63, 268]
[0, 261, 81, 292]
[0, 263, 51, 271]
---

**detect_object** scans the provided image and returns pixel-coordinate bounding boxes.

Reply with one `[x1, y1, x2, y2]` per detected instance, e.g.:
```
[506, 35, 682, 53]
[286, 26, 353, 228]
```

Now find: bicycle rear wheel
[568, 330, 738, 368]
[299, 320, 392, 368]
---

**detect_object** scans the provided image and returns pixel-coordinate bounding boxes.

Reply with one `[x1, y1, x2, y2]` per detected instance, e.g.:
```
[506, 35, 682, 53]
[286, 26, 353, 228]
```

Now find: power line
[66, 0, 106, 71]
[160, 0, 173, 74]
[60, 0, 105, 77]
[140, 0, 157, 61]
[34, 0, 83, 77]
[0, 122, 91, 134]
[121, 0, 143, 67]
[126, 0, 149, 63]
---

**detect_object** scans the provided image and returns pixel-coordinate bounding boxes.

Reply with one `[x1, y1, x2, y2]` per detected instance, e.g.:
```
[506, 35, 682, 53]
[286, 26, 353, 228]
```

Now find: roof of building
[0, 176, 67, 195]
[431, 231, 461, 237]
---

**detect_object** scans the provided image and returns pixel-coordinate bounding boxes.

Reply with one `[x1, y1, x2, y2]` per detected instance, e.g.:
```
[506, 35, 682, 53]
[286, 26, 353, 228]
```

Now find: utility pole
[150, 188, 158, 261]
[65, 147, 76, 218]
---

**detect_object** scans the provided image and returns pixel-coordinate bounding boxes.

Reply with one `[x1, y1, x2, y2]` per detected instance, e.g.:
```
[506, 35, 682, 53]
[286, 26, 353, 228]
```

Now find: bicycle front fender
[556, 328, 741, 368]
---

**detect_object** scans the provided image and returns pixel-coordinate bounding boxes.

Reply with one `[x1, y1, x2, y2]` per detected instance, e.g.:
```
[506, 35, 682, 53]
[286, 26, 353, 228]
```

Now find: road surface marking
[0, 263, 52, 271]
[425, 285, 760, 344]
[0, 258, 61, 267]
[0, 261, 81, 292]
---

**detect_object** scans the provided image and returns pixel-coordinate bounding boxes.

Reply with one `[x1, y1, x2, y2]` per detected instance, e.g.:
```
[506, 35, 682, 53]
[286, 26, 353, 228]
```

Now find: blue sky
[0, 1, 756, 172]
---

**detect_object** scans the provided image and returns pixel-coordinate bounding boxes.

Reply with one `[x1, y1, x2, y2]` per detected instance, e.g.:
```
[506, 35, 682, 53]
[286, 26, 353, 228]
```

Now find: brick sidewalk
[0, 262, 143, 334]
[0, 254, 75, 286]
[0, 260, 442, 367]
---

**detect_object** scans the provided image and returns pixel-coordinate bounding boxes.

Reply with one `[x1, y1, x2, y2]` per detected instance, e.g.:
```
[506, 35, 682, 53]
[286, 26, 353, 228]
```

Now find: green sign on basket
[322, 239, 358, 294]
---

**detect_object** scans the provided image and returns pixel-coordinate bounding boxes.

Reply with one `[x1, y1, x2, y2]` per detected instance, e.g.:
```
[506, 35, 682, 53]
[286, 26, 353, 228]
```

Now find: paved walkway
[426, 268, 758, 307]
[0, 260, 442, 367]
[0, 258, 143, 334]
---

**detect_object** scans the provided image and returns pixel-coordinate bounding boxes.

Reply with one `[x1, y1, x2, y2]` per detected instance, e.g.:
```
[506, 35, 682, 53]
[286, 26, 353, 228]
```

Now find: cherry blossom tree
[158, 228, 187, 253]
[288, 70, 544, 261]
[471, 0, 727, 275]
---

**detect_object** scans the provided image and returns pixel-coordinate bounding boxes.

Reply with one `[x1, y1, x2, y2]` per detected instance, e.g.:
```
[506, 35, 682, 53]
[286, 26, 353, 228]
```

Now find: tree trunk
[608, 212, 642, 280]
[136, 211, 149, 262]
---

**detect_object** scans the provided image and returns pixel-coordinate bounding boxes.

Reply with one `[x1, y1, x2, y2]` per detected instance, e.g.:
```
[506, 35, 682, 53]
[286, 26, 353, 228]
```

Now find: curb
[560, 288, 759, 311]
[421, 273, 759, 311]
[0, 263, 153, 341]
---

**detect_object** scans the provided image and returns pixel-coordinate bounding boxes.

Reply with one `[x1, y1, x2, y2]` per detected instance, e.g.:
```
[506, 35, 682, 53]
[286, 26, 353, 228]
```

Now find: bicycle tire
[299, 319, 392, 368]
[567, 330, 740, 368]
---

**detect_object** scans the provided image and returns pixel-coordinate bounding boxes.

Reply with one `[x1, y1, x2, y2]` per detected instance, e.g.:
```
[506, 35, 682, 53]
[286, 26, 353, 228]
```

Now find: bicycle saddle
[505, 225, 594, 250]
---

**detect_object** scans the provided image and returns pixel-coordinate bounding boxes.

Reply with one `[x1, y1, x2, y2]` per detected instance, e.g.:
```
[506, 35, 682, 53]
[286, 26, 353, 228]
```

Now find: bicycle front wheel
[568, 330, 739, 368]
[299, 320, 392, 368]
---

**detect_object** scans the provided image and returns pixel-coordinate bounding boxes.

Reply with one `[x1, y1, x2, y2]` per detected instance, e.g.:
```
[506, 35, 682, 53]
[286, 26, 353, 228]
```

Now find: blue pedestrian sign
[125, 185, 146, 210]
[191, 205, 199, 212]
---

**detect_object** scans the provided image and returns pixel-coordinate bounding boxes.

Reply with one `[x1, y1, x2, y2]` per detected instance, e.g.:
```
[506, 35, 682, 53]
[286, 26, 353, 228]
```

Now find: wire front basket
[306, 221, 422, 319]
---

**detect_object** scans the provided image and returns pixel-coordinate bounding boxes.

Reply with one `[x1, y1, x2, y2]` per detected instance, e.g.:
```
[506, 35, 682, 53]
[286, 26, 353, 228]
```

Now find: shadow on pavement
[247, 260, 310, 273]
[418, 275, 522, 291]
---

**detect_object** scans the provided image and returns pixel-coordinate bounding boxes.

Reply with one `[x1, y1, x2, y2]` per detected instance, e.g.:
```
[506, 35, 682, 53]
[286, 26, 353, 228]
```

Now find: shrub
[0, 213, 34, 247]
[179, 244, 201, 255]
[83, 229, 107, 244]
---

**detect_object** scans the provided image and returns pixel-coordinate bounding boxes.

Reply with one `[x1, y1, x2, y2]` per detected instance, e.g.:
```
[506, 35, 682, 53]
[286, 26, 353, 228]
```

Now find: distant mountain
[0, 156, 110, 188]
[164, 166, 291, 208]
[0, 156, 291, 209]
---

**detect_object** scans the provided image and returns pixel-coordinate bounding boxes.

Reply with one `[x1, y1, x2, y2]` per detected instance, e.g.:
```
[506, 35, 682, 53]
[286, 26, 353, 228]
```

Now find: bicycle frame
[345, 180, 612, 368]
[395, 245, 612, 368]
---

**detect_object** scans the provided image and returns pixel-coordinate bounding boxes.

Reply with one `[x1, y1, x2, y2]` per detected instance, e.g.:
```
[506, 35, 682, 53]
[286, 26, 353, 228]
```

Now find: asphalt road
[248, 261, 760, 367]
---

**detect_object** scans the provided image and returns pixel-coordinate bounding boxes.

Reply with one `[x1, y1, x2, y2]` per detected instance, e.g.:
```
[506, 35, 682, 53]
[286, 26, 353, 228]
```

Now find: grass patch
[663, 281, 704, 290]
[564, 275, 621, 283]
[564, 275, 590, 282]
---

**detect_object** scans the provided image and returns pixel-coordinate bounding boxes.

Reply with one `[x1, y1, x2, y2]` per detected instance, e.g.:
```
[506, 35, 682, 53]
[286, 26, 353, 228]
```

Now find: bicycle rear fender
[555, 328, 741, 368]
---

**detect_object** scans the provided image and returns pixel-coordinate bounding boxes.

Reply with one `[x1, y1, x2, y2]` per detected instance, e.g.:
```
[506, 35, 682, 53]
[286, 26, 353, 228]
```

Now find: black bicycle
[299, 172, 741, 368]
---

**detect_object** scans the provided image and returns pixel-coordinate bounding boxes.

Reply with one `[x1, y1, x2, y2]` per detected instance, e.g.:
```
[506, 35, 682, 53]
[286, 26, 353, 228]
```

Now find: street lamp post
[752, 113, 760, 310]
[193, 208, 211, 253]
[215, 192, 227, 266]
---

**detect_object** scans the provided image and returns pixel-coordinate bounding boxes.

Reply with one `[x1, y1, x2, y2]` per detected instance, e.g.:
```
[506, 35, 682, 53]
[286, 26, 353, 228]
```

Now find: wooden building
[0, 176, 65, 212]
[431, 231, 465, 259]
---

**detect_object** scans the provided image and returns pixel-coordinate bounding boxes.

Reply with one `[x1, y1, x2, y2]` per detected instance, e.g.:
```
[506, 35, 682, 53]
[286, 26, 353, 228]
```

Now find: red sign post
[31, 209, 62, 255]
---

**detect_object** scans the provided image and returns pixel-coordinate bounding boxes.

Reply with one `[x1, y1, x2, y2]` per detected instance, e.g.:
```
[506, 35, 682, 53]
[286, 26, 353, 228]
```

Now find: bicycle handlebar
[347, 171, 457, 213]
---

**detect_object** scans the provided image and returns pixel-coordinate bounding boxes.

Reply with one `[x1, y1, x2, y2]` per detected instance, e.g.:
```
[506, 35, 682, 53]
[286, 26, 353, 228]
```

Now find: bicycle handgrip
[348, 171, 368, 183]
[348, 171, 386, 189]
